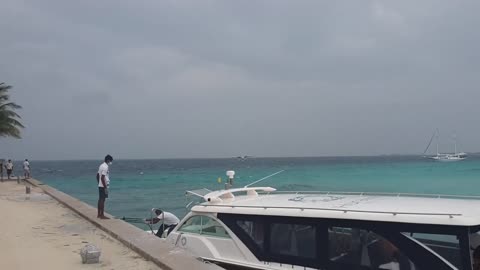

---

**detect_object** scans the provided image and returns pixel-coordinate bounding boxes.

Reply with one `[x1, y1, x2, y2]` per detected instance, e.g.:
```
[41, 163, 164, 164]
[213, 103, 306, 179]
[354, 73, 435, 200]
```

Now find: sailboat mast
[454, 136, 457, 155]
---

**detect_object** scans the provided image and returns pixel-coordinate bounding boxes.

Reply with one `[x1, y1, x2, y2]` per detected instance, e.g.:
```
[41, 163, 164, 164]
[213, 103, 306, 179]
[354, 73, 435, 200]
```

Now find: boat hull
[431, 156, 466, 162]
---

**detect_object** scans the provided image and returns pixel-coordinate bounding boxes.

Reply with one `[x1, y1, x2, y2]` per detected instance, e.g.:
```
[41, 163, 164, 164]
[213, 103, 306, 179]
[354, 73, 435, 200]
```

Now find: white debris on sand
[80, 244, 101, 264]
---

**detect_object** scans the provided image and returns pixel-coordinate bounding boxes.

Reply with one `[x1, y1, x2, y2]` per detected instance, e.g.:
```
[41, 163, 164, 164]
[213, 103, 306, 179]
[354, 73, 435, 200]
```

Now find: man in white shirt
[145, 209, 180, 237]
[5, 159, 13, 179]
[96, 155, 113, 219]
[23, 159, 30, 179]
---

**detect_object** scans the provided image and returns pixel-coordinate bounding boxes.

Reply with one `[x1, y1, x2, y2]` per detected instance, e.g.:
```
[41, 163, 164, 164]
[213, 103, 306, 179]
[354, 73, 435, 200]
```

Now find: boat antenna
[244, 170, 285, 188]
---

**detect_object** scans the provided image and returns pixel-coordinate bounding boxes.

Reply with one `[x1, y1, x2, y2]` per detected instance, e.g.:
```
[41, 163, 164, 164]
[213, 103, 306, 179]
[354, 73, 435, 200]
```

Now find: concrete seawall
[26, 178, 223, 270]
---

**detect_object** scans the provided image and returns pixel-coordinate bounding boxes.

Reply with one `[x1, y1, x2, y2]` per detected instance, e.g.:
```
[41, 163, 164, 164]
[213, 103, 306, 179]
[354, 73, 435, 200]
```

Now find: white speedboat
[152, 189, 480, 269]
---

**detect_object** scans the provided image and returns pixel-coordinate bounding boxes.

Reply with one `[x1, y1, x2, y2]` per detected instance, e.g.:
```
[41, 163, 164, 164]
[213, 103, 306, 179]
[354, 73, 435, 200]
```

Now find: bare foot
[100, 216, 110, 219]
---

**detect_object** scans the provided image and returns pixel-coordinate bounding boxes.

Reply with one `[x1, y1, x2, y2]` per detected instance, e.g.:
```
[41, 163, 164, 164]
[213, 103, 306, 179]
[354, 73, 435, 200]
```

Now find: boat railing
[258, 190, 480, 200]
[191, 189, 480, 217]
[200, 203, 462, 217]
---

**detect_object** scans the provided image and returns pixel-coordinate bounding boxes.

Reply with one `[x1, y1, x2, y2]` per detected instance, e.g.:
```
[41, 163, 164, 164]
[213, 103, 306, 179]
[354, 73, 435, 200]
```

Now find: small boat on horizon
[235, 155, 254, 160]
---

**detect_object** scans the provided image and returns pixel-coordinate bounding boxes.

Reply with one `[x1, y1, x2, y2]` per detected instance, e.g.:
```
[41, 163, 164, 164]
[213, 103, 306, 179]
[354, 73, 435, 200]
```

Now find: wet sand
[0, 181, 161, 270]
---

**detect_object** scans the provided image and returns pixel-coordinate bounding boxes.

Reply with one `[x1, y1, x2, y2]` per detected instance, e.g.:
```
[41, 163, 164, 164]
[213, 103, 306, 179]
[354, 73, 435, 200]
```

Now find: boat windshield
[401, 233, 461, 269]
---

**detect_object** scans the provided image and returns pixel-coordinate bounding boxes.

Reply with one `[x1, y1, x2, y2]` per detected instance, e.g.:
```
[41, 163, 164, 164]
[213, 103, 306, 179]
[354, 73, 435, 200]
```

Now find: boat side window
[402, 232, 461, 269]
[329, 227, 418, 270]
[237, 220, 265, 251]
[270, 223, 316, 258]
[470, 232, 480, 270]
[178, 215, 230, 238]
[220, 214, 321, 268]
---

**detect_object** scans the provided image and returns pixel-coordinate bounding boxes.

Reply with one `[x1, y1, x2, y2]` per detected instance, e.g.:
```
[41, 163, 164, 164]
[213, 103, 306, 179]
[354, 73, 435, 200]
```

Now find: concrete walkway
[25, 178, 223, 270]
[0, 181, 161, 270]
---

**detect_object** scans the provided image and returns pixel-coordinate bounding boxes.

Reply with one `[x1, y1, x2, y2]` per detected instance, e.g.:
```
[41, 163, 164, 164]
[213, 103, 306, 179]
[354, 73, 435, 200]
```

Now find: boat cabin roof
[191, 187, 480, 227]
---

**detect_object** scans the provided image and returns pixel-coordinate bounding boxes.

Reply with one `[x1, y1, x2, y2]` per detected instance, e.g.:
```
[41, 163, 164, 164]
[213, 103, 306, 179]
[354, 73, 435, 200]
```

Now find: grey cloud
[1, 0, 479, 160]
[72, 91, 111, 107]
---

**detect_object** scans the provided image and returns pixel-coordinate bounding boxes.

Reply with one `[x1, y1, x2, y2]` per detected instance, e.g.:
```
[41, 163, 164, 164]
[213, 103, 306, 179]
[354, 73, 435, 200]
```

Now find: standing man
[5, 159, 14, 180]
[23, 159, 30, 179]
[0, 159, 4, 181]
[96, 155, 113, 219]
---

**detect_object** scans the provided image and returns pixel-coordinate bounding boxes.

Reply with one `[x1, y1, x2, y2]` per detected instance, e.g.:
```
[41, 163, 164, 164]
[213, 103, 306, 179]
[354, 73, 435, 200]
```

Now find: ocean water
[24, 156, 480, 229]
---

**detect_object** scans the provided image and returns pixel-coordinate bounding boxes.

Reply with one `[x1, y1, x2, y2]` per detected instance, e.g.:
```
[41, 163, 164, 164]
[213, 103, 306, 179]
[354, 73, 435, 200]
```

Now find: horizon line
[6, 152, 479, 162]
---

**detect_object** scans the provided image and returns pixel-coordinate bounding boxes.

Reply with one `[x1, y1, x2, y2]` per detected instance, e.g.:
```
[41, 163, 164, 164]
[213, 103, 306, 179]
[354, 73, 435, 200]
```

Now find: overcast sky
[1, 0, 480, 160]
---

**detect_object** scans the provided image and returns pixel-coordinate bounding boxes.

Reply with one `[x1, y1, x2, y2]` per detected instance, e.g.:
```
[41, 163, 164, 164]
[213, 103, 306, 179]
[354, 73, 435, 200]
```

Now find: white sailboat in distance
[423, 129, 467, 161]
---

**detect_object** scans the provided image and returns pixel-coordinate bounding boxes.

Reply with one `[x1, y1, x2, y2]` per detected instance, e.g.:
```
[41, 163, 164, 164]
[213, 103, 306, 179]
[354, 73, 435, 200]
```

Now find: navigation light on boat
[207, 197, 223, 203]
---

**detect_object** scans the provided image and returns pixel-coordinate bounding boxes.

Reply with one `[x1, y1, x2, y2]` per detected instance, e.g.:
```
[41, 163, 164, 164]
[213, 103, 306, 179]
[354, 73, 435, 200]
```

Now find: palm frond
[0, 83, 23, 138]
[0, 102, 22, 110]
[0, 83, 12, 90]
[1, 118, 25, 129]
[0, 109, 22, 120]
[0, 127, 21, 138]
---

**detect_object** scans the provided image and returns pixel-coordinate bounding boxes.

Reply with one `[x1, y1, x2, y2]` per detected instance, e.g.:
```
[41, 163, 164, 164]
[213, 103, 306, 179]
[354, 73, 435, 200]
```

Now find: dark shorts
[99, 187, 108, 199]
[155, 224, 177, 237]
[7, 169, 12, 175]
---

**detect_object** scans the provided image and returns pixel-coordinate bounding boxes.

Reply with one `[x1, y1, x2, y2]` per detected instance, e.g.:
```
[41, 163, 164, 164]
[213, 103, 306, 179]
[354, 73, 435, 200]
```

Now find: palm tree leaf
[0, 83, 12, 91]
[0, 110, 22, 120]
[0, 128, 21, 138]
[0, 83, 23, 138]
[0, 102, 22, 110]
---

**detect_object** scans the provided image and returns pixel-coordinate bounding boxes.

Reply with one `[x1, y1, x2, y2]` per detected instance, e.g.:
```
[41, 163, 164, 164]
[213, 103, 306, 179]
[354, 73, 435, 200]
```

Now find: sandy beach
[0, 181, 161, 270]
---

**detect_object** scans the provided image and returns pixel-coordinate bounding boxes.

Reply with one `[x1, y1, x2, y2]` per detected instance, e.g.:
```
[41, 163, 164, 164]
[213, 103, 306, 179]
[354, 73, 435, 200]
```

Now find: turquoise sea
[27, 156, 480, 229]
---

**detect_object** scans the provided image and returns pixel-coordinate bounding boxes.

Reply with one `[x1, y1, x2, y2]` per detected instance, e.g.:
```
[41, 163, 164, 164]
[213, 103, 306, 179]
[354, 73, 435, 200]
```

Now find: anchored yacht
[424, 130, 467, 162]
[431, 152, 467, 162]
